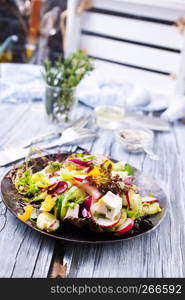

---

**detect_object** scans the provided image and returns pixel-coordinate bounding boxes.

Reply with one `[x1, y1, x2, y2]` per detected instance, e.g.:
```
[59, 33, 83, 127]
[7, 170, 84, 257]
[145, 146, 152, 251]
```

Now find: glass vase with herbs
[43, 51, 93, 123]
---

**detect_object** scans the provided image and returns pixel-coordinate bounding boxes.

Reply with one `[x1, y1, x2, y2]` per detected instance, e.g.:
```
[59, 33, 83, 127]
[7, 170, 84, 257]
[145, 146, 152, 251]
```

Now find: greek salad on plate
[5, 151, 163, 239]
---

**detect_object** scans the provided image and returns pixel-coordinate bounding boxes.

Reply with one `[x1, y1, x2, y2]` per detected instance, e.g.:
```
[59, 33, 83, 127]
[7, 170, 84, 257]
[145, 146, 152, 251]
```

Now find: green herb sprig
[43, 51, 93, 122]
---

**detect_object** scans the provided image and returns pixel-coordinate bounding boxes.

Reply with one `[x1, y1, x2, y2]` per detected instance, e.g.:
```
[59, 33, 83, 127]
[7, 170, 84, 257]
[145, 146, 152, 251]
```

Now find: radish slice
[73, 175, 87, 182]
[83, 166, 93, 173]
[141, 196, 158, 204]
[84, 185, 102, 200]
[115, 218, 134, 235]
[76, 182, 102, 200]
[125, 191, 131, 208]
[94, 213, 121, 228]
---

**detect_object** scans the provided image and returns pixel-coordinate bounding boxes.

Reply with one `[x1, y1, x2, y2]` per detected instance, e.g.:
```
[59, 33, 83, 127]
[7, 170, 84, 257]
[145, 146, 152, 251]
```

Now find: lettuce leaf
[112, 162, 134, 176]
[128, 191, 143, 219]
[31, 173, 49, 186]
[44, 161, 62, 173]
[15, 169, 39, 196]
[123, 164, 134, 176]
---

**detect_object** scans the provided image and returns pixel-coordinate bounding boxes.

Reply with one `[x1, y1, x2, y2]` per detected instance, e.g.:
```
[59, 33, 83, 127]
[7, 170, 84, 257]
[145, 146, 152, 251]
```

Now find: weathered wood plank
[81, 34, 181, 74]
[0, 103, 56, 278]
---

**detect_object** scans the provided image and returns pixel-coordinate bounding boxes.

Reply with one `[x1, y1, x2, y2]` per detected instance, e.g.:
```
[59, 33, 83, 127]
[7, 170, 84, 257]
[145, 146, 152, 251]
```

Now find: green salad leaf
[112, 162, 134, 176]
[44, 161, 62, 173]
[123, 164, 134, 176]
[15, 169, 39, 196]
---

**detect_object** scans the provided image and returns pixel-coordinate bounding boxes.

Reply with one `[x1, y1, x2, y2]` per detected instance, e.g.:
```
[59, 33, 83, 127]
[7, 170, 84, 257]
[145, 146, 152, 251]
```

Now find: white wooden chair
[64, 0, 185, 97]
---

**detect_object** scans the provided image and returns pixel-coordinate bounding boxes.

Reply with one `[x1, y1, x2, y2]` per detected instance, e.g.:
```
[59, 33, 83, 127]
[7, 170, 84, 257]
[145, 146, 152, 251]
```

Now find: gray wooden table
[0, 100, 185, 278]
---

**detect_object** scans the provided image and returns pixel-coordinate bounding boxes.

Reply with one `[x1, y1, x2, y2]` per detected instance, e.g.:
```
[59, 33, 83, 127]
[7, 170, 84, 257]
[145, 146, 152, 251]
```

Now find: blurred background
[0, 0, 185, 122]
[0, 0, 67, 63]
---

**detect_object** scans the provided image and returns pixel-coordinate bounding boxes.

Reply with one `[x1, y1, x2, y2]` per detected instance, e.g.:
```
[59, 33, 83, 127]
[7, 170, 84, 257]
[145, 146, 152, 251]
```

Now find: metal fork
[40, 126, 97, 149]
[6, 116, 90, 149]
[0, 117, 97, 167]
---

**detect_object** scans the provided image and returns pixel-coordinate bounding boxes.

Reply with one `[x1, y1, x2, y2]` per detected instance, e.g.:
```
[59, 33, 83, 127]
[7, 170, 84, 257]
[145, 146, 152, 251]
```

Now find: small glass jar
[45, 85, 76, 124]
[115, 126, 154, 153]
[94, 85, 126, 129]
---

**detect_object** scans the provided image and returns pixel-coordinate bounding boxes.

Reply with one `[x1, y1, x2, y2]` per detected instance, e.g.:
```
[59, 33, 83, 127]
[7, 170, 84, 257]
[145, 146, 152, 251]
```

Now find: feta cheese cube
[64, 204, 80, 219]
[91, 191, 122, 220]
[91, 202, 107, 216]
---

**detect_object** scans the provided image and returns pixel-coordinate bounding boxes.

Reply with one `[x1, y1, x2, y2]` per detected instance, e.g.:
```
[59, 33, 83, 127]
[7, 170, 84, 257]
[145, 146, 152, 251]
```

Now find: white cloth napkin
[77, 70, 185, 122]
[77, 70, 169, 112]
[0, 63, 45, 103]
[161, 95, 185, 122]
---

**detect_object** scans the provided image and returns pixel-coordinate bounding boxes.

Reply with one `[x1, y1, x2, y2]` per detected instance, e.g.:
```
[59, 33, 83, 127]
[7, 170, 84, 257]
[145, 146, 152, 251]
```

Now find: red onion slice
[48, 220, 57, 228]
[66, 159, 92, 167]
[48, 181, 68, 195]
[125, 191, 131, 209]
[83, 195, 93, 210]
[81, 208, 91, 218]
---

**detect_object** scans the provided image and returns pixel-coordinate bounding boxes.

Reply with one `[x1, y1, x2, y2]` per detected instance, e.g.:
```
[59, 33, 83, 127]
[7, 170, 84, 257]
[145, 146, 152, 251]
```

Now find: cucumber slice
[142, 202, 161, 215]
[36, 212, 60, 232]
[55, 195, 64, 219]
[60, 186, 86, 220]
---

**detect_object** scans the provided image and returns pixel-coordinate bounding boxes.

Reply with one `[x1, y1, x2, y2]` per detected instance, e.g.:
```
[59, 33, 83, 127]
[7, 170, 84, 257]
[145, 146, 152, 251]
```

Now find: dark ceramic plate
[0, 152, 168, 244]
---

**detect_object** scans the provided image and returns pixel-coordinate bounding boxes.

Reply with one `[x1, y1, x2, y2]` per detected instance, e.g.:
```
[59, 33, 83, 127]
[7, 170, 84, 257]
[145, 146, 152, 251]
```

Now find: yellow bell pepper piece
[37, 184, 49, 188]
[18, 205, 33, 222]
[103, 160, 113, 169]
[67, 166, 77, 171]
[77, 172, 88, 175]
[40, 195, 56, 212]
[88, 167, 100, 177]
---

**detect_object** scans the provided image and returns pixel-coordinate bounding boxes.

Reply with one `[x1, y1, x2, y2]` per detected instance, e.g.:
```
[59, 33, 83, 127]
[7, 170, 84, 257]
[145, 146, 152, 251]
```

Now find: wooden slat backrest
[65, 0, 185, 95]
